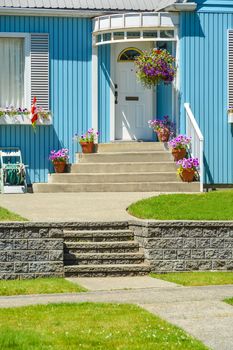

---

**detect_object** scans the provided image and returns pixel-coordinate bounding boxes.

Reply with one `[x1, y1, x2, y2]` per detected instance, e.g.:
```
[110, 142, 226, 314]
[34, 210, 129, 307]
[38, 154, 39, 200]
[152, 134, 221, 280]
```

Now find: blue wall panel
[98, 44, 111, 143]
[0, 16, 92, 183]
[180, 11, 233, 184]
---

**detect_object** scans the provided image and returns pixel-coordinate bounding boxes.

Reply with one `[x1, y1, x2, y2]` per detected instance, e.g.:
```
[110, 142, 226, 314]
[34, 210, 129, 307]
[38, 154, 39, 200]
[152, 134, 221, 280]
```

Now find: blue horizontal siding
[180, 12, 233, 184]
[0, 16, 92, 183]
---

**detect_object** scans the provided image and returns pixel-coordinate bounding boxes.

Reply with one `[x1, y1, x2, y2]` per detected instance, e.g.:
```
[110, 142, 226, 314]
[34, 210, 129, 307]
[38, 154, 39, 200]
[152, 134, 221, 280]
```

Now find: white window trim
[0, 32, 31, 109]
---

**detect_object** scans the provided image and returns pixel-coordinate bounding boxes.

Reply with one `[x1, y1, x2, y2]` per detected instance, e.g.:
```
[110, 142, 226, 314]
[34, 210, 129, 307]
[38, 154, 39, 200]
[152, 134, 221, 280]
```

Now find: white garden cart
[0, 148, 27, 194]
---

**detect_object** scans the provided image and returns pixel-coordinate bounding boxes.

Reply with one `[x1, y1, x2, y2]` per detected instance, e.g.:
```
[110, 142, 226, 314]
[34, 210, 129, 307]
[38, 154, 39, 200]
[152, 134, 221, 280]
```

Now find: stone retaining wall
[129, 221, 233, 272]
[0, 223, 64, 279]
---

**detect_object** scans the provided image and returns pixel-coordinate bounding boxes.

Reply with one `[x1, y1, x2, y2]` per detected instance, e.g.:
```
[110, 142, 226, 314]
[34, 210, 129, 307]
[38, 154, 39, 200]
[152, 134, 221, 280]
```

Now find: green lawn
[225, 298, 233, 306]
[0, 206, 27, 221]
[127, 191, 233, 220]
[0, 303, 208, 350]
[151, 272, 233, 286]
[0, 278, 86, 296]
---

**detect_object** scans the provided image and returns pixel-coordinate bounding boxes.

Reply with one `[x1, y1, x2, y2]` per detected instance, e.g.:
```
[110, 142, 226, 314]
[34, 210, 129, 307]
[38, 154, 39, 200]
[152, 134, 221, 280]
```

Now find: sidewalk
[0, 192, 159, 221]
[1, 277, 233, 350]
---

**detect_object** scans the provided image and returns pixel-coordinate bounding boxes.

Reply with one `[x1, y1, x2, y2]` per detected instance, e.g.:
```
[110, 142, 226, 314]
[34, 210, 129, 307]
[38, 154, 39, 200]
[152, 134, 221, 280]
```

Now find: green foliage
[225, 298, 233, 306]
[0, 303, 208, 350]
[128, 191, 233, 220]
[151, 272, 233, 286]
[0, 278, 86, 296]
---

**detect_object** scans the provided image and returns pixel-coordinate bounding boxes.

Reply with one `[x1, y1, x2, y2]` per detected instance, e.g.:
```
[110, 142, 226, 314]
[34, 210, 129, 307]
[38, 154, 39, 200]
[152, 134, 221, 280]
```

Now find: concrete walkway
[1, 277, 233, 350]
[0, 192, 159, 221]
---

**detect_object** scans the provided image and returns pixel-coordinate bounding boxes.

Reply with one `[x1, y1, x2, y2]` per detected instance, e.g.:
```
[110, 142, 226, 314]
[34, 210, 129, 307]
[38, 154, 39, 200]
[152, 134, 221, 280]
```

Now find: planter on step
[180, 168, 195, 182]
[171, 148, 187, 161]
[80, 141, 95, 153]
[156, 128, 170, 142]
[53, 161, 67, 173]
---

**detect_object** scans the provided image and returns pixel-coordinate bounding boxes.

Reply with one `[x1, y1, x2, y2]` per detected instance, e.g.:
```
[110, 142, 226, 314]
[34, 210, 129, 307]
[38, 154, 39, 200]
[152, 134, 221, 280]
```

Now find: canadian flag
[31, 96, 38, 125]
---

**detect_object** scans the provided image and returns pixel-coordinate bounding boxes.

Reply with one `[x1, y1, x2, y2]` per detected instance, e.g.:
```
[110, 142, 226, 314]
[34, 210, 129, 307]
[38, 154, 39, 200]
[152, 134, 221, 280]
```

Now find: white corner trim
[110, 45, 115, 141]
[92, 46, 98, 136]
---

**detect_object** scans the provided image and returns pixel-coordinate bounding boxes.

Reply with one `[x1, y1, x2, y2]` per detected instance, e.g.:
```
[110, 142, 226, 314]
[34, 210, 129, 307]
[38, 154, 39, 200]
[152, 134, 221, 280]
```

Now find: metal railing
[184, 103, 204, 192]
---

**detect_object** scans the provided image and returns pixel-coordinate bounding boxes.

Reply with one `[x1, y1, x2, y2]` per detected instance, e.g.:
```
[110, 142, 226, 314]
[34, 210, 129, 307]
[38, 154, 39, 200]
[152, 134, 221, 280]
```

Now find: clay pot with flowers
[177, 157, 199, 182]
[74, 128, 99, 154]
[49, 148, 69, 173]
[168, 135, 191, 161]
[148, 116, 175, 142]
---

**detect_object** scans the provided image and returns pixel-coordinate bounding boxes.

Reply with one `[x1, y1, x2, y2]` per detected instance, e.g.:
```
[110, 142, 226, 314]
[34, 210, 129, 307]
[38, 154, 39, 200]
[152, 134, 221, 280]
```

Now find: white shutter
[30, 33, 49, 110]
[229, 30, 233, 106]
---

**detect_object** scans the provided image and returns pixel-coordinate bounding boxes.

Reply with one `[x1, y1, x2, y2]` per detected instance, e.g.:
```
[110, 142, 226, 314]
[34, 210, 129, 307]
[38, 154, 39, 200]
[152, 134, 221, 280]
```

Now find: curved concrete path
[0, 192, 159, 221]
[1, 277, 233, 350]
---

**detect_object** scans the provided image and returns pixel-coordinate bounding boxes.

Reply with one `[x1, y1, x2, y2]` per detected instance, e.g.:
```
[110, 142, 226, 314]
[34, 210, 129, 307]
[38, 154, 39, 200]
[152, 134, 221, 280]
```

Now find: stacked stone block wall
[129, 221, 233, 272]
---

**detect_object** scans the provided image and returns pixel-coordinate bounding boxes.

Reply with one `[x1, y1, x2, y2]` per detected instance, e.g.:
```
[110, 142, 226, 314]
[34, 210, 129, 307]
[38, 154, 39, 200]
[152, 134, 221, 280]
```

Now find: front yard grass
[127, 191, 233, 220]
[0, 206, 27, 221]
[0, 278, 86, 296]
[151, 272, 233, 286]
[225, 298, 233, 306]
[0, 303, 208, 350]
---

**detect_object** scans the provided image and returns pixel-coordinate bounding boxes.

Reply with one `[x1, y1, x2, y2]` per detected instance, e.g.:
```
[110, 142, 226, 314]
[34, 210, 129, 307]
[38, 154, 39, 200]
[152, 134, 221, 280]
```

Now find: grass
[127, 191, 233, 220]
[225, 298, 233, 306]
[151, 272, 233, 286]
[0, 278, 87, 296]
[0, 303, 208, 350]
[0, 206, 27, 221]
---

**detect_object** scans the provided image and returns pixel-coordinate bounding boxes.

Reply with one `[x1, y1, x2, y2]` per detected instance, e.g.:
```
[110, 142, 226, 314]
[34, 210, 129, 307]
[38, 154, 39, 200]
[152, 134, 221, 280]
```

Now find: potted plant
[228, 106, 233, 123]
[148, 116, 175, 142]
[49, 148, 69, 173]
[134, 49, 176, 88]
[168, 135, 191, 161]
[74, 128, 99, 153]
[177, 157, 199, 182]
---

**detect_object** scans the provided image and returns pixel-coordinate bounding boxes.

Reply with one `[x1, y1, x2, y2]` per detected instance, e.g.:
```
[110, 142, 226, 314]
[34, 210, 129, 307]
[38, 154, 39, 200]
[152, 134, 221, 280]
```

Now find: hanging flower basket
[134, 49, 176, 88]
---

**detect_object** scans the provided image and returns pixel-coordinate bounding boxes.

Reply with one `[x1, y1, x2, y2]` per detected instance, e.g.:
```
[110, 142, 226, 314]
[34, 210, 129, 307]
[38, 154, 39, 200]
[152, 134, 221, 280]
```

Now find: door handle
[115, 90, 118, 104]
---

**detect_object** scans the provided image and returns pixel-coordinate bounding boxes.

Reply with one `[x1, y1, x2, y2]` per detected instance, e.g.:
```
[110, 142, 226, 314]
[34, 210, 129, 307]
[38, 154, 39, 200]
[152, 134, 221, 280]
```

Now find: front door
[115, 43, 154, 141]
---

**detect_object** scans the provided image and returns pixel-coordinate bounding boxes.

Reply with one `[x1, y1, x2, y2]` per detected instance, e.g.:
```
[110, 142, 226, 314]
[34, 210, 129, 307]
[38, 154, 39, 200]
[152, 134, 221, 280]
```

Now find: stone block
[0, 240, 13, 250]
[9, 229, 25, 239]
[191, 250, 205, 259]
[36, 251, 50, 261]
[15, 263, 29, 273]
[163, 250, 177, 260]
[224, 239, 233, 248]
[0, 230, 10, 239]
[49, 228, 63, 238]
[185, 260, 212, 271]
[177, 250, 191, 259]
[210, 238, 225, 249]
[183, 238, 196, 249]
[49, 250, 63, 261]
[0, 262, 14, 272]
[13, 240, 27, 250]
[0, 252, 7, 261]
[29, 262, 64, 273]
[7, 251, 21, 262]
[196, 239, 210, 248]
[21, 251, 36, 261]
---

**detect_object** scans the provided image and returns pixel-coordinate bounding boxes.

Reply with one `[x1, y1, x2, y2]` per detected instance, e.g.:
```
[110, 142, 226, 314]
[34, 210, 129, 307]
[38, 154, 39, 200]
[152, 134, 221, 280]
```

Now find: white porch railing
[184, 103, 204, 192]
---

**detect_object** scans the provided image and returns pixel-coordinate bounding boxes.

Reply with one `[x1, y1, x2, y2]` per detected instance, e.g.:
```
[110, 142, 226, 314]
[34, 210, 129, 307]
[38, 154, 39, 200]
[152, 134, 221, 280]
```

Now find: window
[0, 38, 25, 107]
[0, 33, 49, 110]
[118, 48, 142, 62]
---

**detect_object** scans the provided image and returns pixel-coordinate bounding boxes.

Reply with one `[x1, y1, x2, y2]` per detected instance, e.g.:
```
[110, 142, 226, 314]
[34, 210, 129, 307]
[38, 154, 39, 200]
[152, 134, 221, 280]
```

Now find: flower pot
[180, 168, 195, 182]
[53, 161, 66, 173]
[80, 142, 95, 153]
[156, 128, 170, 142]
[172, 148, 187, 162]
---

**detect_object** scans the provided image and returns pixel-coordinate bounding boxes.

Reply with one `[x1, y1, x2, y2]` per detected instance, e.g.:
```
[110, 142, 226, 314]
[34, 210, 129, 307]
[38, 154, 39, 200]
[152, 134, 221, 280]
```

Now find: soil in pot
[180, 169, 195, 182]
[80, 142, 95, 153]
[172, 148, 187, 161]
[53, 161, 66, 173]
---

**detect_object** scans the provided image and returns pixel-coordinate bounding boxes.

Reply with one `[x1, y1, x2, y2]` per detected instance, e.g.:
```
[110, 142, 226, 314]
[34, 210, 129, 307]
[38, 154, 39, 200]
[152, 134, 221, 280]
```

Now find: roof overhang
[165, 3, 197, 12]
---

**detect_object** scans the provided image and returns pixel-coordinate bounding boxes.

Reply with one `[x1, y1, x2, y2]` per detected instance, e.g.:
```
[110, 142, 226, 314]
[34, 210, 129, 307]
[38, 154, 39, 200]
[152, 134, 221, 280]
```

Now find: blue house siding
[98, 44, 111, 143]
[0, 16, 92, 183]
[180, 11, 233, 184]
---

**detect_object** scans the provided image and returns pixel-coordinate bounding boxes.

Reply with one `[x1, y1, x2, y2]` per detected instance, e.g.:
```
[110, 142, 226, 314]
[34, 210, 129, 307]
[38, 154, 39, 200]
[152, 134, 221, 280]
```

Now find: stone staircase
[64, 222, 150, 277]
[33, 142, 200, 192]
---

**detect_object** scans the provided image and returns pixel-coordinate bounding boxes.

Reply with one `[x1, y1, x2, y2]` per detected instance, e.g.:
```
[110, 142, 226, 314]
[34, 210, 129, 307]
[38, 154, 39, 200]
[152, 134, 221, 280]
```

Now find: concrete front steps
[33, 142, 200, 193]
[64, 225, 150, 277]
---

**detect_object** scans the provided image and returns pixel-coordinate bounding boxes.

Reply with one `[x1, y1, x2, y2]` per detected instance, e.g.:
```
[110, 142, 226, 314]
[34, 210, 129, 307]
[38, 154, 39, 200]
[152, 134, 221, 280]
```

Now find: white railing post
[184, 103, 204, 192]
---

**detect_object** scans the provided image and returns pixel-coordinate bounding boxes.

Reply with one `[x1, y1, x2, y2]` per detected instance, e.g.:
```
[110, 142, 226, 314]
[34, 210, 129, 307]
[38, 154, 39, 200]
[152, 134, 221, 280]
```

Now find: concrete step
[97, 142, 166, 153]
[64, 252, 145, 265]
[33, 182, 200, 193]
[64, 241, 139, 253]
[76, 151, 172, 163]
[64, 229, 134, 242]
[64, 263, 151, 277]
[49, 172, 179, 184]
[71, 162, 177, 173]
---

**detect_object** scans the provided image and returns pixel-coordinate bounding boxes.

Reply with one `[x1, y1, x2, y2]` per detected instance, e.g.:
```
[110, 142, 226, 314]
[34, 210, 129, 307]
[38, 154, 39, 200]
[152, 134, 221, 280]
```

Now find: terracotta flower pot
[53, 161, 66, 173]
[156, 128, 170, 142]
[180, 168, 195, 182]
[172, 148, 187, 162]
[80, 141, 95, 153]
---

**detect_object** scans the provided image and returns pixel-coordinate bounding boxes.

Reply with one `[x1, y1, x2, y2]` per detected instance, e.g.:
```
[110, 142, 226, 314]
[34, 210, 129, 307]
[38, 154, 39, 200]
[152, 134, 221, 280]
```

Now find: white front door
[115, 43, 154, 141]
